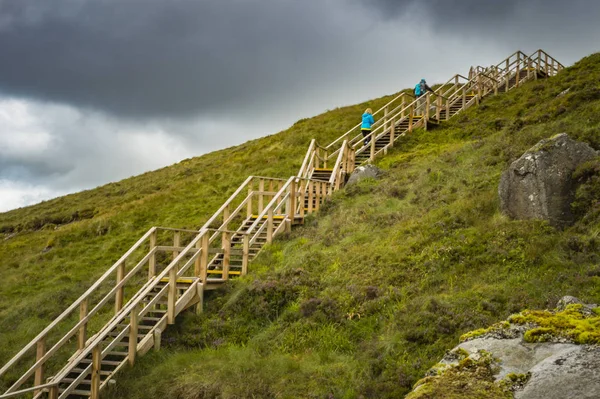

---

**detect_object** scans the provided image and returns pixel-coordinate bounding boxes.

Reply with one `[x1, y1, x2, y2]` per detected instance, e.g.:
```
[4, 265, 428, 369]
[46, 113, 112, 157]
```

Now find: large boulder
[407, 297, 600, 399]
[498, 133, 597, 227]
[346, 165, 384, 186]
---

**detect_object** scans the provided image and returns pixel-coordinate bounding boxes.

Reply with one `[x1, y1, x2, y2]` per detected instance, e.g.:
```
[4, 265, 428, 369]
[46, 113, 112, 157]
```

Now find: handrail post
[90, 344, 102, 399]
[389, 117, 395, 147]
[128, 303, 139, 366]
[323, 150, 328, 168]
[267, 207, 274, 243]
[198, 233, 208, 282]
[172, 231, 181, 260]
[115, 261, 125, 314]
[247, 186, 253, 217]
[446, 97, 450, 121]
[515, 52, 521, 88]
[167, 263, 178, 324]
[222, 231, 231, 280]
[409, 104, 414, 132]
[400, 97, 405, 118]
[308, 180, 314, 214]
[425, 94, 431, 129]
[370, 132, 375, 161]
[34, 336, 46, 395]
[435, 96, 441, 121]
[314, 183, 322, 211]
[78, 298, 88, 350]
[148, 229, 157, 278]
[384, 105, 389, 134]
[288, 179, 297, 226]
[242, 235, 249, 276]
[222, 205, 230, 230]
[258, 179, 265, 213]
[298, 180, 306, 218]
[49, 385, 59, 399]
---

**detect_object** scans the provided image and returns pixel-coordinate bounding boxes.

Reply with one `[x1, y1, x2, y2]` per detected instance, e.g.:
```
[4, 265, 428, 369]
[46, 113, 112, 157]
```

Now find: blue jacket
[361, 113, 375, 130]
[415, 79, 432, 96]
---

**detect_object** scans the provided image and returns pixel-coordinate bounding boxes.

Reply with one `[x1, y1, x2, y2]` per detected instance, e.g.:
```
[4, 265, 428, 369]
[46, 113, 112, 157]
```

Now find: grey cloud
[0, 0, 366, 120]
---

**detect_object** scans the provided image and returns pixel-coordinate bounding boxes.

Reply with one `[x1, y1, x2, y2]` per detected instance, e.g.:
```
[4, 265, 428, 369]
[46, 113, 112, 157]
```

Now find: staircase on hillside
[0, 49, 563, 399]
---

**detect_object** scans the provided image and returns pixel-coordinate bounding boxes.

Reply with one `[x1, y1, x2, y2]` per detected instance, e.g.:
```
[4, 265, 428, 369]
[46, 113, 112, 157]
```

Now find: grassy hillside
[0, 92, 402, 368]
[2, 52, 600, 398]
[104, 54, 599, 398]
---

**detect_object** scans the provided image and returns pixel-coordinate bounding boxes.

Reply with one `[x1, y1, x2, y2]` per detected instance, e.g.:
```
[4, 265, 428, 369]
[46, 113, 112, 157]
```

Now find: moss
[509, 304, 600, 344]
[460, 321, 510, 342]
[406, 351, 512, 399]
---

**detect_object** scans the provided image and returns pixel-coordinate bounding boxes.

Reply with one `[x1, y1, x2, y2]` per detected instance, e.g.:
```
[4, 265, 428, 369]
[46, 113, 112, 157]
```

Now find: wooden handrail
[0, 226, 157, 380]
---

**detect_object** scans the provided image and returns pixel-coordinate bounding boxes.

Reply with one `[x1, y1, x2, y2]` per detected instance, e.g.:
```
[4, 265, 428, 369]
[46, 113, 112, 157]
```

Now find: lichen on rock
[406, 296, 600, 399]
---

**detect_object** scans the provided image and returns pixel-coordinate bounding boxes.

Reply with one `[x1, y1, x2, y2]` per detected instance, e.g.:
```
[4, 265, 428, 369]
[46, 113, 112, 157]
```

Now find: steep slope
[99, 53, 600, 398]
[0, 93, 402, 369]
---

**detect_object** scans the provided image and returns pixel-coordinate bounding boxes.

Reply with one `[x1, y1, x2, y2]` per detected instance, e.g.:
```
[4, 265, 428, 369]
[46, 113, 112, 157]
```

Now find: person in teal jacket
[414, 78, 433, 116]
[361, 108, 375, 146]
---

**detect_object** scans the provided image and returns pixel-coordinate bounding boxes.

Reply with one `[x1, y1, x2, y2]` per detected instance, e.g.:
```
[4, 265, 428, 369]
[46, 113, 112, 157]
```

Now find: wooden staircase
[0, 49, 563, 399]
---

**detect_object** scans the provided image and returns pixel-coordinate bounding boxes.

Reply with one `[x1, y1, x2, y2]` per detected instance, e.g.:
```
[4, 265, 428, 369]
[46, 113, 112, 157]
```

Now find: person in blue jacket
[361, 108, 375, 146]
[414, 78, 433, 116]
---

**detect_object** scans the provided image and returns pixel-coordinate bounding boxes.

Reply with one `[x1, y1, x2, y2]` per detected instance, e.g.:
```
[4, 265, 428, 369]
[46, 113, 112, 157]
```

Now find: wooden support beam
[48, 386, 58, 399]
[267, 208, 274, 244]
[90, 345, 101, 399]
[308, 180, 314, 214]
[222, 231, 231, 280]
[172, 231, 181, 260]
[34, 337, 45, 395]
[390, 118, 395, 147]
[153, 329, 162, 351]
[195, 283, 204, 314]
[370, 133, 375, 161]
[288, 180, 296, 221]
[115, 261, 125, 314]
[78, 298, 88, 350]
[247, 187, 253, 217]
[242, 235, 249, 276]
[258, 179, 265, 213]
[167, 265, 178, 324]
[222, 205, 230, 230]
[148, 230, 157, 278]
[199, 233, 208, 282]
[128, 304, 139, 366]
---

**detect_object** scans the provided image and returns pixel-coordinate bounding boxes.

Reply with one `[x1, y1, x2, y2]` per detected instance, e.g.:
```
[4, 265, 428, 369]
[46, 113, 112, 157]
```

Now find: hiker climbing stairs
[0, 49, 562, 399]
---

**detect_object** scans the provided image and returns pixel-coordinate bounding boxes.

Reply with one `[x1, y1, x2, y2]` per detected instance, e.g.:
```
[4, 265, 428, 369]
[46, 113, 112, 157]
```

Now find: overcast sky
[1, 0, 599, 212]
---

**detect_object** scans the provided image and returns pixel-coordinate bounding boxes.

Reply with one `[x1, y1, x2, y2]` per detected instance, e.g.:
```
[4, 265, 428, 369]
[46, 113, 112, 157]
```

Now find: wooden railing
[0, 226, 199, 397]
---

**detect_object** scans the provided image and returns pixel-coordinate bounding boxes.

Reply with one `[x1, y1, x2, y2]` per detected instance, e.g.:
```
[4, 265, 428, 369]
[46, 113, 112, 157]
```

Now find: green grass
[3, 53, 600, 398]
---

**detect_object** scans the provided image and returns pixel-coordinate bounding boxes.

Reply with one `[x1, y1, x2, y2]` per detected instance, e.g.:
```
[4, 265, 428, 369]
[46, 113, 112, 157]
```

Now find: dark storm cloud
[0, 0, 361, 119]
[1, 0, 599, 121]
[362, 0, 600, 38]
